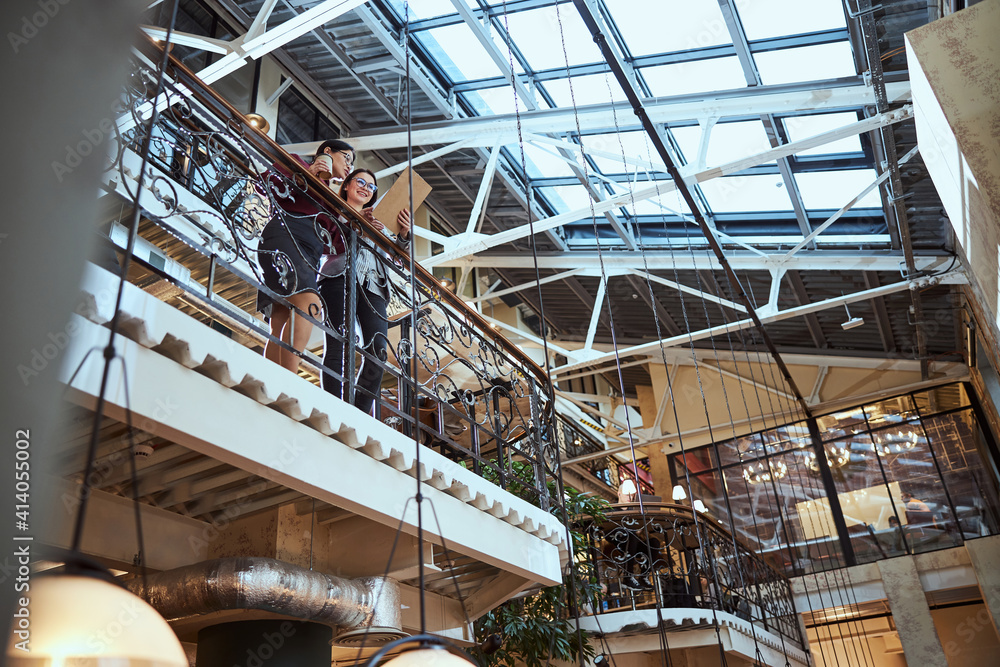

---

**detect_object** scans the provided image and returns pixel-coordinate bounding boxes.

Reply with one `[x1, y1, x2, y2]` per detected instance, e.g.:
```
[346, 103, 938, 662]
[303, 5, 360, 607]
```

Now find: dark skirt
[256, 216, 325, 318]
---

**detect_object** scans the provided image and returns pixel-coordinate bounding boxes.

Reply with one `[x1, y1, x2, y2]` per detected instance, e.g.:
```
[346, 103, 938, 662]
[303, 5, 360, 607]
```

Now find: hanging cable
[492, 2, 584, 666]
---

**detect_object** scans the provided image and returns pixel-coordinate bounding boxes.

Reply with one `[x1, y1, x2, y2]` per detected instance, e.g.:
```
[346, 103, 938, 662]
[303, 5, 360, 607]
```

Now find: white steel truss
[143, 0, 369, 85]
[331, 81, 913, 152]
[551, 269, 967, 376]
[406, 106, 913, 268]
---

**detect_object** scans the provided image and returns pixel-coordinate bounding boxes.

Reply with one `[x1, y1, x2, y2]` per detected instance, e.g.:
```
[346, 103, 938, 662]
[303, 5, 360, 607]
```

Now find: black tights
[319, 275, 388, 413]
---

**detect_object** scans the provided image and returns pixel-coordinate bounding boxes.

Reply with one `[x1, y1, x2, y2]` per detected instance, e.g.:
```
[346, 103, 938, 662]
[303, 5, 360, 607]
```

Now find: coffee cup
[313, 153, 334, 180]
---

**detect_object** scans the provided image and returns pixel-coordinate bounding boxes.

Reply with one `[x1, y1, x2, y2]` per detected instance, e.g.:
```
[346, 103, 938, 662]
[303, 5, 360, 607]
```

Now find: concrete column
[906, 0, 1000, 332]
[877, 556, 948, 667]
[965, 535, 1000, 639]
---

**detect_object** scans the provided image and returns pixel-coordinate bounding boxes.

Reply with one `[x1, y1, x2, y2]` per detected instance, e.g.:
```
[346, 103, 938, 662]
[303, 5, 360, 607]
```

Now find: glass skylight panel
[463, 86, 538, 116]
[782, 112, 863, 155]
[737, 0, 848, 40]
[699, 174, 794, 213]
[539, 185, 595, 214]
[497, 5, 603, 71]
[543, 72, 627, 108]
[514, 142, 578, 179]
[580, 131, 665, 174]
[386, 0, 478, 21]
[621, 183, 689, 217]
[488, 21, 525, 75]
[795, 169, 882, 209]
[667, 121, 773, 169]
[755, 42, 856, 86]
[605, 0, 733, 55]
[641, 57, 748, 97]
[420, 24, 505, 82]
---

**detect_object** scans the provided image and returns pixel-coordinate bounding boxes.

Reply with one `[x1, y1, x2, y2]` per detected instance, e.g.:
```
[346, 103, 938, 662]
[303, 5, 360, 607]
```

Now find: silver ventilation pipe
[127, 557, 403, 642]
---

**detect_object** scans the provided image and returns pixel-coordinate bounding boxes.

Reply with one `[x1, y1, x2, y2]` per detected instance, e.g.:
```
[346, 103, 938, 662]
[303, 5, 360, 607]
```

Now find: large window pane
[816, 406, 866, 440]
[921, 410, 1000, 539]
[699, 174, 794, 213]
[782, 112, 863, 156]
[874, 421, 963, 554]
[499, 5, 604, 70]
[795, 169, 882, 210]
[641, 57, 747, 97]
[773, 447, 848, 573]
[419, 25, 504, 82]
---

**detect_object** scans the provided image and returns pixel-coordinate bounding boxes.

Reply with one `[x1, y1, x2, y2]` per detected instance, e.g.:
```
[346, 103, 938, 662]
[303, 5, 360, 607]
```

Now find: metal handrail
[110, 37, 560, 510]
[575, 502, 804, 647]
[146, 35, 549, 387]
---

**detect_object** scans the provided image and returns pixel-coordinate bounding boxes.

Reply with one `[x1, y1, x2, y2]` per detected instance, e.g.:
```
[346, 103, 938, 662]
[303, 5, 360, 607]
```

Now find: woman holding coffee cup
[257, 139, 355, 373]
[317, 168, 411, 413]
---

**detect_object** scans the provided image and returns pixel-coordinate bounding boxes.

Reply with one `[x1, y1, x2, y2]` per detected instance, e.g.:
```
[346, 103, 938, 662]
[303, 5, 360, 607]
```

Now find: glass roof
[605, 0, 733, 54]
[385, 0, 881, 247]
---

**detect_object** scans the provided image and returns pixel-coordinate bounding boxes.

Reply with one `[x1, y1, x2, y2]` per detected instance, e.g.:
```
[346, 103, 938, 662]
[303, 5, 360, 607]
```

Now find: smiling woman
[257, 139, 356, 374]
[317, 168, 412, 413]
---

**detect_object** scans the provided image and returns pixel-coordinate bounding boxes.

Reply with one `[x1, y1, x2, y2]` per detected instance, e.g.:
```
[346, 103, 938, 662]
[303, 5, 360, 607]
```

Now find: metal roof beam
[435, 251, 950, 273]
[785, 270, 828, 349]
[416, 107, 911, 266]
[353, 3, 452, 116]
[339, 80, 912, 151]
[276, 0, 401, 122]
[625, 275, 682, 337]
[551, 270, 966, 375]
[468, 269, 584, 305]
[205, 0, 360, 131]
[632, 270, 747, 313]
[564, 276, 613, 340]
[863, 271, 897, 353]
[717, 0, 815, 242]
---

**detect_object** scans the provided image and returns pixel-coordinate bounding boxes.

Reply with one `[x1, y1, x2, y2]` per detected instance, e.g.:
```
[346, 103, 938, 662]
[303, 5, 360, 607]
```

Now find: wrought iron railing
[107, 38, 560, 510]
[555, 418, 654, 495]
[576, 503, 804, 648]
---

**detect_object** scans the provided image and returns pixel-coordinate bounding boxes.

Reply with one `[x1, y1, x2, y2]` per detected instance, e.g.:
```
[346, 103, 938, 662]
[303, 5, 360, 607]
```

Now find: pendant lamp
[7, 5, 186, 666]
[7, 556, 187, 667]
[364, 634, 476, 667]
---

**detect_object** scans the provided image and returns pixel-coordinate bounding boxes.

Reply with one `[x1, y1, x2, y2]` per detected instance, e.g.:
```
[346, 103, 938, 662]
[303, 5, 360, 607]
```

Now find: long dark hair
[339, 168, 378, 209]
[316, 138, 353, 160]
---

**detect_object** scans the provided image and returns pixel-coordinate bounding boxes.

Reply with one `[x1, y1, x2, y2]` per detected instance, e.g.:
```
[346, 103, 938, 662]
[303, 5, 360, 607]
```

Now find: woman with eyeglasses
[318, 167, 411, 413]
[257, 139, 356, 373]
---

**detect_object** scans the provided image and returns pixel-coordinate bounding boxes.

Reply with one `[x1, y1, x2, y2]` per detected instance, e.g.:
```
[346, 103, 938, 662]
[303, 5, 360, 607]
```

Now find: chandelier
[743, 459, 788, 484]
[873, 429, 918, 456]
[806, 444, 851, 472]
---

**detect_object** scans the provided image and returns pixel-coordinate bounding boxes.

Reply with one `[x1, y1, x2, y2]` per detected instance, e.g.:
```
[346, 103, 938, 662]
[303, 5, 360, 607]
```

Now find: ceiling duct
[126, 557, 405, 645]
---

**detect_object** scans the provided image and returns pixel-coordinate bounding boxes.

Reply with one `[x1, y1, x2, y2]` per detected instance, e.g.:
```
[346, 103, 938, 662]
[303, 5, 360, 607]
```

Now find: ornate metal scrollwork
[578, 505, 804, 648]
[112, 48, 560, 511]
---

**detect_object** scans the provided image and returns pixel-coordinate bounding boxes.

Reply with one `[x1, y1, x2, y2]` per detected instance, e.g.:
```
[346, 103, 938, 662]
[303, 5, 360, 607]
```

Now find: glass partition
[670, 383, 1000, 576]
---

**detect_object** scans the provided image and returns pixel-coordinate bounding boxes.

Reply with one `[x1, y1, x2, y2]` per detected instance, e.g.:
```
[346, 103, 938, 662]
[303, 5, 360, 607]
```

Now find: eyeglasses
[353, 176, 377, 194]
[339, 150, 354, 165]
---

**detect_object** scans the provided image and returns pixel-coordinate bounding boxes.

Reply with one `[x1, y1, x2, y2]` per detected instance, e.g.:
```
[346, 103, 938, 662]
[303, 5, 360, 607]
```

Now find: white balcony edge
[61, 263, 566, 586]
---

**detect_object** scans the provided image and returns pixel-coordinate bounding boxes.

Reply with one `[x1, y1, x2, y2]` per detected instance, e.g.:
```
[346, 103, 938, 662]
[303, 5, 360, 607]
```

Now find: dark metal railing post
[531, 385, 550, 512]
[807, 418, 858, 567]
[346, 227, 359, 407]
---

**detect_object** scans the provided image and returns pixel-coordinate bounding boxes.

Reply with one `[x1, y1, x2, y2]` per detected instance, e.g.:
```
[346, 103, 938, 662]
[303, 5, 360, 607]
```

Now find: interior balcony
[41, 38, 582, 660]
[570, 503, 811, 667]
